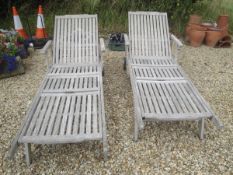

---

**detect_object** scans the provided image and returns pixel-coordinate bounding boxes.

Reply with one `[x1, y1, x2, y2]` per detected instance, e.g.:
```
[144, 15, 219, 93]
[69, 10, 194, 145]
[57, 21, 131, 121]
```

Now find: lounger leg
[103, 137, 108, 161]
[198, 118, 205, 140]
[102, 118, 108, 161]
[24, 143, 31, 166]
[134, 118, 139, 141]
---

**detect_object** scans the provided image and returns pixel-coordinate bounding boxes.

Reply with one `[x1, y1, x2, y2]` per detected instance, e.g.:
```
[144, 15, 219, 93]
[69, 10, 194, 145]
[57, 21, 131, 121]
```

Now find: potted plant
[0, 35, 5, 73]
[15, 34, 29, 59]
[3, 43, 18, 72]
[17, 35, 24, 45]
[0, 49, 4, 73]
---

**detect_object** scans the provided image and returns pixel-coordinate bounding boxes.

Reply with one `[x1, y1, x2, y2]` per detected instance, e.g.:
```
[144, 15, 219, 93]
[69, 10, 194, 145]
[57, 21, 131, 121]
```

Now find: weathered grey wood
[46, 96, 61, 135]
[53, 15, 99, 65]
[39, 96, 55, 136]
[21, 134, 102, 144]
[129, 12, 171, 59]
[39, 40, 52, 54]
[60, 96, 71, 135]
[24, 143, 31, 166]
[11, 14, 108, 164]
[136, 81, 213, 118]
[198, 118, 205, 140]
[100, 38, 105, 52]
[133, 66, 184, 80]
[66, 96, 76, 135]
[127, 11, 222, 140]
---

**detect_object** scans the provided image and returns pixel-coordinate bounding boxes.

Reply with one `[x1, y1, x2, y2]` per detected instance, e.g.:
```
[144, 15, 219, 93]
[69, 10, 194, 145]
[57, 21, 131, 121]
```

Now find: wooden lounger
[9, 15, 107, 166]
[124, 11, 223, 141]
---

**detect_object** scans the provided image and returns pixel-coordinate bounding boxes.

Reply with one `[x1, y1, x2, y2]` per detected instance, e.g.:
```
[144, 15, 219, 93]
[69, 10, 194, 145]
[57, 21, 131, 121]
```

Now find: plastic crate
[108, 33, 125, 51]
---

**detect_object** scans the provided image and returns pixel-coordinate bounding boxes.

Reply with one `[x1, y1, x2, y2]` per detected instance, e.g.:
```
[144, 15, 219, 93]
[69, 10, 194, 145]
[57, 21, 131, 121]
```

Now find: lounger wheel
[123, 57, 127, 70]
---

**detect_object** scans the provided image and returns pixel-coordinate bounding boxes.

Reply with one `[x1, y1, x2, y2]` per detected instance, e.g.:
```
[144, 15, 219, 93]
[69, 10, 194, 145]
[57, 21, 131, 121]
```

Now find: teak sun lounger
[9, 15, 108, 165]
[124, 11, 223, 141]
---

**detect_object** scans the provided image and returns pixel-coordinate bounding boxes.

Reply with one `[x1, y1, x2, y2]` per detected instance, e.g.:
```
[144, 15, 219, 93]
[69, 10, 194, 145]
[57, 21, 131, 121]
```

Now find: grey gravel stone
[0, 46, 232, 174]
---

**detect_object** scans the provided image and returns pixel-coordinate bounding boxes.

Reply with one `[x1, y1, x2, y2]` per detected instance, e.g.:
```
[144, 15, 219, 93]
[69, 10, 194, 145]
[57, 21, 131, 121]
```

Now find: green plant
[1, 0, 202, 35]
[1, 0, 232, 35]
[17, 35, 25, 43]
[195, 0, 233, 33]
[0, 36, 5, 60]
[6, 43, 18, 56]
[0, 48, 3, 60]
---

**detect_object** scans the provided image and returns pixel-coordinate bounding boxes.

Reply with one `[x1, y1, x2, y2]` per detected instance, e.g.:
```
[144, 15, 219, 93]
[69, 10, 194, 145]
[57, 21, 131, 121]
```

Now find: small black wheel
[123, 57, 127, 71]
[102, 68, 105, 76]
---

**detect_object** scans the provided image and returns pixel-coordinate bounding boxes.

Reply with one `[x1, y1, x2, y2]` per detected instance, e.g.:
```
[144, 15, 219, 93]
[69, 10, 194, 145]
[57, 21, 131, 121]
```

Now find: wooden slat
[92, 94, 98, 134]
[46, 96, 61, 135]
[135, 81, 213, 119]
[32, 96, 51, 136]
[79, 94, 87, 134]
[86, 95, 92, 134]
[129, 12, 171, 58]
[26, 96, 46, 136]
[131, 58, 176, 66]
[14, 15, 107, 162]
[39, 96, 55, 136]
[72, 95, 82, 134]
[60, 96, 71, 135]
[52, 96, 66, 135]
[133, 66, 185, 80]
[22, 91, 103, 138]
[53, 15, 99, 65]
[21, 134, 102, 144]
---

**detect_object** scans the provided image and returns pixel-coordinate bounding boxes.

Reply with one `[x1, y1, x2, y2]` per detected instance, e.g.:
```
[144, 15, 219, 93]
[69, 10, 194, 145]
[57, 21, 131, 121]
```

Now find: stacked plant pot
[186, 15, 206, 47]
[186, 15, 231, 48]
[216, 15, 231, 47]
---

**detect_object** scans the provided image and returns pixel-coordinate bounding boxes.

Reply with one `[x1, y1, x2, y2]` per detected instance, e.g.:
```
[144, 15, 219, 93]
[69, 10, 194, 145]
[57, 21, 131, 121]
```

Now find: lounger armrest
[124, 33, 130, 46]
[100, 38, 106, 52]
[123, 33, 130, 74]
[170, 34, 183, 47]
[39, 40, 53, 69]
[170, 34, 183, 61]
[39, 40, 52, 54]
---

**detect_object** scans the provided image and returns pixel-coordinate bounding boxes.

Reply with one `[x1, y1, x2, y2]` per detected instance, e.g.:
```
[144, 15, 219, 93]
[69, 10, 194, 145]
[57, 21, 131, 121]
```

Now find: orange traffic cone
[12, 6, 29, 39]
[35, 5, 48, 39]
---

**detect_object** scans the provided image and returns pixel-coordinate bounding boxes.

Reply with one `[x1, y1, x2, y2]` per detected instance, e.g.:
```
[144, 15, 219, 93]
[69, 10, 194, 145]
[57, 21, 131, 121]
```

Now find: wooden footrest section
[136, 80, 213, 120]
[48, 64, 100, 76]
[132, 66, 185, 80]
[19, 93, 103, 144]
[42, 75, 100, 93]
[131, 58, 176, 66]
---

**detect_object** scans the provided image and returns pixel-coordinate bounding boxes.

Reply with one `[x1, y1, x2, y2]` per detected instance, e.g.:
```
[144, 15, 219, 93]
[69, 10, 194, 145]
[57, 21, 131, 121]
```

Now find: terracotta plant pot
[205, 30, 222, 47]
[216, 35, 232, 48]
[217, 15, 229, 28]
[189, 30, 206, 47]
[220, 25, 229, 37]
[189, 24, 207, 31]
[188, 15, 202, 24]
[185, 24, 206, 42]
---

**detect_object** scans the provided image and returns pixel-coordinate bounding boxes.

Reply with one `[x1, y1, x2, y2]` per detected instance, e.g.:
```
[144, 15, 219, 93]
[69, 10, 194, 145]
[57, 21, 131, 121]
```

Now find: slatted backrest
[128, 11, 171, 59]
[53, 15, 99, 65]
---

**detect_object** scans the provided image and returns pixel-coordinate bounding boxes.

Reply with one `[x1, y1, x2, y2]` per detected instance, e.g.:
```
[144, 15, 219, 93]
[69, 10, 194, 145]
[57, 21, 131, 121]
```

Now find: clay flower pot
[185, 25, 192, 41]
[205, 30, 222, 47]
[189, 30, 206, 47]
[185, 24, 206, 42]
[217, 15, 229, 28]
[188, 15, 202, 24]
[220, 25, 229, 37]
[189, 24, 207, 31]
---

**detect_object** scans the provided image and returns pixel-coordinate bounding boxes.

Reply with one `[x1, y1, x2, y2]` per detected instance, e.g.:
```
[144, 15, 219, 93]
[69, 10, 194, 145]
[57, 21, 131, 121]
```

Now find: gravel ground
[0, 46, 232, 174]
